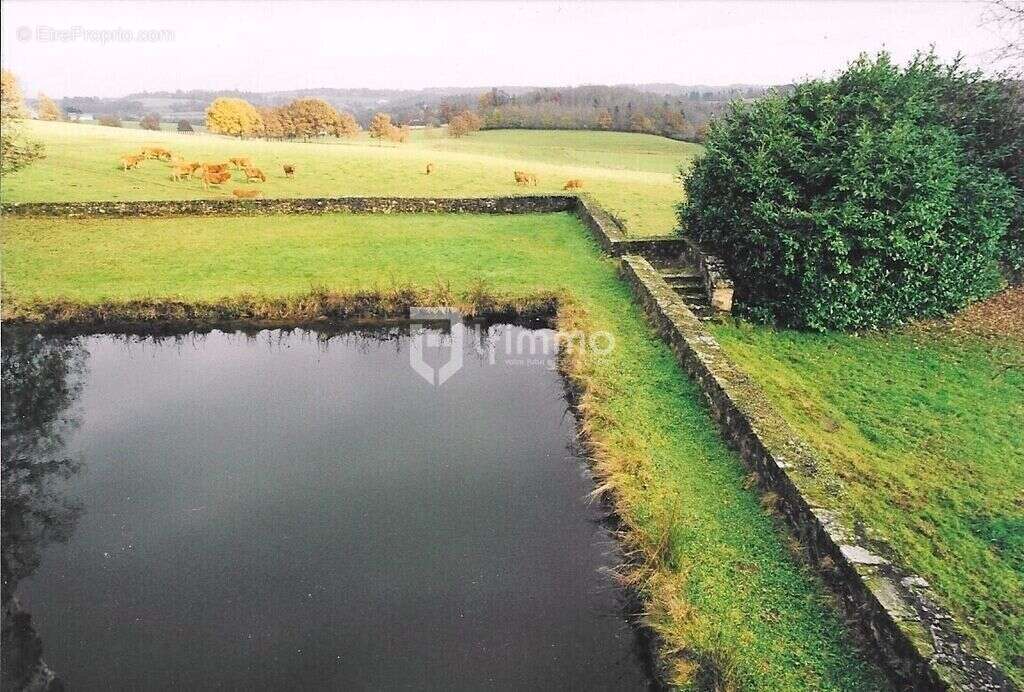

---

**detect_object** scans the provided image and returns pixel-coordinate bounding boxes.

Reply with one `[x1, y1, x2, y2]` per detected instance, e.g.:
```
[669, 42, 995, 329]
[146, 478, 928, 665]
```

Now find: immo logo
[409, 307, 465, 386]
[409, 306, 616, 387]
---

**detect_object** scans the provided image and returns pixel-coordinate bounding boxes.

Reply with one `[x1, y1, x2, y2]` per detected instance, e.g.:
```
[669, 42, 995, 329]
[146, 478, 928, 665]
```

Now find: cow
[170, 164, 197, 181]
[514, 170, 538, 186]
[232, 188, 262, 199]
[229, 157, 253, 169]
[425, 163, 434, 175]
[201, 169, 232, 189]
[141, 146, 172, 161]
[200, 162, 230, 175]
[243, 166, 266, 183]
[283, 164, 295, 178]
[120, 154, 144, 171]
[563, 179, 584, 190]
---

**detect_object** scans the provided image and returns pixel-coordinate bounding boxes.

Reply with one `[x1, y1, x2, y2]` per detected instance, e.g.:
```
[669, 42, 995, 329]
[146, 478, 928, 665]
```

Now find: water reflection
[1, 326, 652, 690]
[2, 329, 89, 690]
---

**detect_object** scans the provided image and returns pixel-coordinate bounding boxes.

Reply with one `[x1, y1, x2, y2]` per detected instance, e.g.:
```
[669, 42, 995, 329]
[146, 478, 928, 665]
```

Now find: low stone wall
[0, 195, 578, 219]
[619, 254, 1014, 692]
[678, 237, 734, 312]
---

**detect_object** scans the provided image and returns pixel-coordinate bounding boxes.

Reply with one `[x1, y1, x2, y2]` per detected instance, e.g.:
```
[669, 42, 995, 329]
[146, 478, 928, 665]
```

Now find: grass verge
[711, 319, 1024, 683]
[2, 211, 888, 689]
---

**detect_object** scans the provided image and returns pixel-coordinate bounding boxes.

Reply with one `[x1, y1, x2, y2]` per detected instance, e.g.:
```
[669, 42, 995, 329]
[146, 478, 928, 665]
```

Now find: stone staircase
[653, 262, 715, 319]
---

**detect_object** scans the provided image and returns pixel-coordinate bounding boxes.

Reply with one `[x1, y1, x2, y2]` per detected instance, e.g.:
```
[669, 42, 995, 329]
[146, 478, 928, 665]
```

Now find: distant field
[0, 121, 700, 235]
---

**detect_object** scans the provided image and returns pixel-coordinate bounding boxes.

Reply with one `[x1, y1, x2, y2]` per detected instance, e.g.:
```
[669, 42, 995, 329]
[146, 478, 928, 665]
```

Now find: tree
[205, 97, 262, 137]
[596, 110, 613, 129]
[258, 107, 284, 139]
[98, 114, 122, 127]
[140, 113, 161, 130]
[276, 98, 341, 139]
[386, 123, 409, 143]
[36, 93, 62, 121]
[984, 0, 1024, 75]
[679, 51, 1019, 331]
[0, 71, 43, 175]
[177, 119, 193, 133]
[447, 113, 471, 138]
[368, 112, 393, 143]
[331, 110, 361, 138]
[1, 69, 27, 118]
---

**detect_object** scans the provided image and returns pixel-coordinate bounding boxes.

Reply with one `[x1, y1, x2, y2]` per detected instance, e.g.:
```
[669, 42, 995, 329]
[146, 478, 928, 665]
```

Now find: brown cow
[563, 179, 583, 190]
[201, 169, 232, 189]
[232, 188, 262, 199]
[243, 166, 266, 183]
[120, 154, 144, 171]
[170, 164, 197, 181]
[200, 162, 230, 175]
[229, 157, 253, 169]
[283, 164, 296, 178]
[425, 163, 434, 175]
[513, 170, 538, 186]
[141, 146, 172, 161]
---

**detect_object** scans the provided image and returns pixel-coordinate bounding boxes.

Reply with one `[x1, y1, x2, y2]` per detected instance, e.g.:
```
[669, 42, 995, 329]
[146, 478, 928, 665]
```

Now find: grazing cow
[514, 170, 538, 186]
[120, 154, 144, 171]
[563, 179, 583, 190]
[425, 163, 434, 175]
[243, 166, 266, 183]
[283, 164, 295, 178]
[170, 164, 196, 181]
[201, 169, 232, 189]
[229, 157, 253, 169]
[200, 162, 230, 175]
[141, 146, 172, 161]
[232, 188, 262, 199]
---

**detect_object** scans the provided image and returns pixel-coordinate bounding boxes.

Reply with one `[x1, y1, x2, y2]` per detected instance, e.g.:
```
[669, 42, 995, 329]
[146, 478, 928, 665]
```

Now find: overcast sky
[0, 1, 1014, 97]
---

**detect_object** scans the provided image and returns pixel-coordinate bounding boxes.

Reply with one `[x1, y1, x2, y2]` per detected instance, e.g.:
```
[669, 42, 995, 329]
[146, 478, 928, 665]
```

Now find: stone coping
[619, 254, 1014, 691]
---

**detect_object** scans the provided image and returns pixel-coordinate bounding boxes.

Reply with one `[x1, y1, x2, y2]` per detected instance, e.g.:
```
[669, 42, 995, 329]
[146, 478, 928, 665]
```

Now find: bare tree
[984, 0, 1024, 75]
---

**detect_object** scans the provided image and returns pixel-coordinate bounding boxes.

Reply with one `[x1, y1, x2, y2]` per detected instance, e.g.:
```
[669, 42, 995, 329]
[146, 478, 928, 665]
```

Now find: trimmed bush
[679, 52, 1021, 331]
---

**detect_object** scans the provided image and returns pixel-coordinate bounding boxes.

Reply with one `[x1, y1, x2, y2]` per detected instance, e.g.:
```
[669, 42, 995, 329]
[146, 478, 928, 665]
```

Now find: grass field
[712, 322, 1024, 681]
[1, 212, 888, 690]
[0, 121, 697, 235]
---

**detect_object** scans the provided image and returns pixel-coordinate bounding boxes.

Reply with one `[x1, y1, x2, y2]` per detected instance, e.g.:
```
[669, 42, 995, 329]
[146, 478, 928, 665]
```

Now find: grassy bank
[1, 212, 888, 689]
[712, 321, 1024, 683]
[0, 121, 697, 235]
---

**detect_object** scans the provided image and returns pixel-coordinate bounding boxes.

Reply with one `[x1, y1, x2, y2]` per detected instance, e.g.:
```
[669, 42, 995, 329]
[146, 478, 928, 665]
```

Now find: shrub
[97, 114, 122, 127]
[679, 52, 1020, 331]
[139, 113, 161, 130]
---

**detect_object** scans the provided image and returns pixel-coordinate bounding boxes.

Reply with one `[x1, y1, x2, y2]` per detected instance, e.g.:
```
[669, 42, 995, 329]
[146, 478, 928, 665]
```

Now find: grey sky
[0, 0, 1013, 97]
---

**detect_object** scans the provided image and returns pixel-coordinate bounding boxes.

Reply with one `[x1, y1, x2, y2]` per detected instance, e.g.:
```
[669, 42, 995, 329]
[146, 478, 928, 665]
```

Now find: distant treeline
[470, 85, 785, 141]
[59, 83, 789, 141]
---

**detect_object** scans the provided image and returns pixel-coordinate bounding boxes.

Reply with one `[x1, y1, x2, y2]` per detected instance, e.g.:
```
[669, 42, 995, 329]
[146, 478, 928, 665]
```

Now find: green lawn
[712, 322, 1024, 682]
[0, 121, 697, 235]
[1, 212, 888, 690]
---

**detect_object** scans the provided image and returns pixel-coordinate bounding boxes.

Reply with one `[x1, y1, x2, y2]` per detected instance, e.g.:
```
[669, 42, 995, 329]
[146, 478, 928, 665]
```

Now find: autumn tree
[447, 113, 471, 138]
[98, 114, 122, 127]
[386, 123, 409, 143]
[36, 93, 62, 121]
[205, 97, 263, 137]
[368, 112, 393, 143]
[1, 69, 27, 118]
[140, 113, 161, 130]
[0, 70, 43, 174]
[596, 109, 613, 129]
[331, 110, 361, 138]
[258, 107, 285, 139]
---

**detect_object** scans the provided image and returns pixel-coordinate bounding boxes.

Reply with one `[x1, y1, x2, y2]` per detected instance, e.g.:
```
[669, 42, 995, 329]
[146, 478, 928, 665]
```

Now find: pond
[1, 324, 653, 690]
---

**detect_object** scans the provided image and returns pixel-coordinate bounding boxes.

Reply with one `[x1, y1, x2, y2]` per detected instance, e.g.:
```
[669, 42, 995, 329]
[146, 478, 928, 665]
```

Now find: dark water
[1, 325, 652, 691]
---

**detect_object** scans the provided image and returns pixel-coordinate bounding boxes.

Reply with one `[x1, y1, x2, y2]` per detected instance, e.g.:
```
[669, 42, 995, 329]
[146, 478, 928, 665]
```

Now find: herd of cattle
[119, 148, 583, 197]
[119, 147, 290, 198]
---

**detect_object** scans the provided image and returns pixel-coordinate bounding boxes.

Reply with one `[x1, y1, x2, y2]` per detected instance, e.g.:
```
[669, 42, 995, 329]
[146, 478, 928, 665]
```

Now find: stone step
[660, 271, 701, 281]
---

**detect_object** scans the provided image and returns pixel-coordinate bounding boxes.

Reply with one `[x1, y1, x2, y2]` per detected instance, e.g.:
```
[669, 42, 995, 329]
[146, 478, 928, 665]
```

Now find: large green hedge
[679, 53, 1022, 331]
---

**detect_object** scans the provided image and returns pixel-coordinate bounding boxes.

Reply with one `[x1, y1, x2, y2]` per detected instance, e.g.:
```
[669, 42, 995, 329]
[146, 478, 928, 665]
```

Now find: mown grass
[1, 212, 888, 690]
[712, 321, 1024, 683]
[0, 121, 697, 235]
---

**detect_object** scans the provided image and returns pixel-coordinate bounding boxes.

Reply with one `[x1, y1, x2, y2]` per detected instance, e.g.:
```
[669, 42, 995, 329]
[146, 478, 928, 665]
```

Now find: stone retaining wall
[619, 254, 1014, 691]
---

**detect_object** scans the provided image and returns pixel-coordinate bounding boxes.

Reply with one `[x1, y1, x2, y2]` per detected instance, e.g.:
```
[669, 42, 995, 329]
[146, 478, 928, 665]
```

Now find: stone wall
[0, 195, 578, 219]
[619, 254, 1014, 691]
